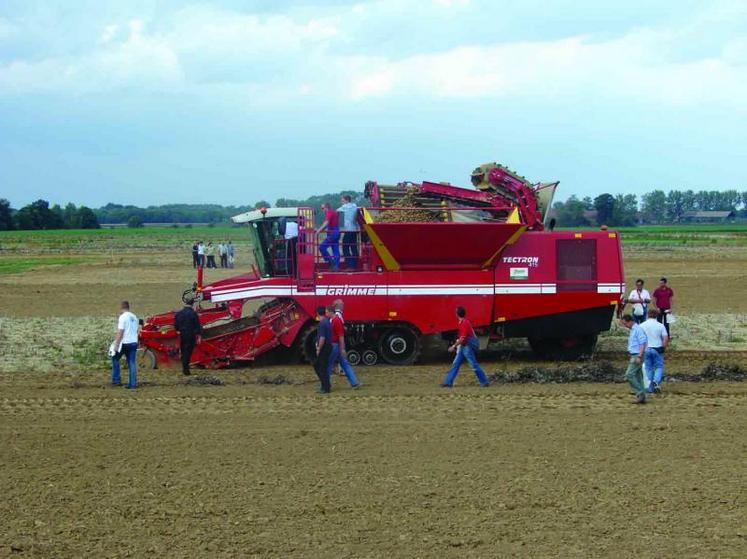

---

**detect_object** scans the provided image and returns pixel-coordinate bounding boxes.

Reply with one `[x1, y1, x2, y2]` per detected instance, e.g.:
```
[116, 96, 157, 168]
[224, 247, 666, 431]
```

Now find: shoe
[440, 383, 453, 388]
[652, 382, 662, 394]
[125, 385, 137, 390]
[183, 370, 191, 376]
[111, 382, 122, 387]
[481, 383, 490, 388]
[352, 383, 361, 389]
[634, 393, 646, 404]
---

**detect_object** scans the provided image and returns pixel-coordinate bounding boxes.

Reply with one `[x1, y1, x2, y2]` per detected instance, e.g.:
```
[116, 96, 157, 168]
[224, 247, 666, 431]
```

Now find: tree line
[0, 191, 367, 231]
[2, 188, 744, 231]
[0, 199, 100, 231]
[552, 189, 747, 227]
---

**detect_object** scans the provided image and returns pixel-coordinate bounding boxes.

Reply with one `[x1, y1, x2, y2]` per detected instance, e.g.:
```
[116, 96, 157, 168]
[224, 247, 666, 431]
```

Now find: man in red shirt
[653, 277, 674, 336]
[326, 300, 361, 388]
[316, 202, 340, 271]
[441, 306, 490, 388]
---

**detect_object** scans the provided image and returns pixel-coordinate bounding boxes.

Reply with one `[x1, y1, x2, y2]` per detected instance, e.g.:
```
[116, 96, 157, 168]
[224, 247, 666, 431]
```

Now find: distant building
[681, 210, 736, 223]
[582, 209, 598, 223]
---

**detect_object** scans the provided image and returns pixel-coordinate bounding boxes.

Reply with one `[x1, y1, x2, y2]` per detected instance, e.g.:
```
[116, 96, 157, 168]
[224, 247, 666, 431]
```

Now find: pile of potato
[376, 187, 441, 223]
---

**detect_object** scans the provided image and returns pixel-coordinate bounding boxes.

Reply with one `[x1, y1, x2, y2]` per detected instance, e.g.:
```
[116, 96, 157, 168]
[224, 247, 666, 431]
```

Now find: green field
[1, 223, 745, 275]
[0, 225, 239, 254]
[0, 256, 98, 275]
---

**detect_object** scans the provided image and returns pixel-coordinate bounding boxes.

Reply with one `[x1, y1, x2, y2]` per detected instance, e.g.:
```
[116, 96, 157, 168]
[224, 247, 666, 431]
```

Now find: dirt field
[1, 229, 746, 557]
[1, 362, 746, 558]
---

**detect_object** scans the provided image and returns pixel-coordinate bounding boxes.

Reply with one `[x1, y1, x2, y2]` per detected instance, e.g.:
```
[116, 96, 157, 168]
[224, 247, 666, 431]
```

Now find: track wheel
[137, 347, 158, 370]
[298, 323, 318, 363]
[346, 349, 362, 366]
[378, 327, 421, 365]
[362, 349, 379, 366]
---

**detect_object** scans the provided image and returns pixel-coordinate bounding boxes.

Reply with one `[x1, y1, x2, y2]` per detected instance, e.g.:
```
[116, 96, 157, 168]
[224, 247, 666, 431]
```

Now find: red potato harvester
[138, 163, 625, 370]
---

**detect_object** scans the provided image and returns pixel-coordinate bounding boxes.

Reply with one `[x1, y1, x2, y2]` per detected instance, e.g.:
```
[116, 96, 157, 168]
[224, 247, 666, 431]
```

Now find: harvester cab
[230, 206, 301, 278]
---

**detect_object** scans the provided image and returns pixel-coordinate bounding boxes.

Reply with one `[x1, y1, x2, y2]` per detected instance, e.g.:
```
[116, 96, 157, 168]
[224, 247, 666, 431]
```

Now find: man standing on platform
[317, 202, 340, 271]
[338, 194, 360, 269]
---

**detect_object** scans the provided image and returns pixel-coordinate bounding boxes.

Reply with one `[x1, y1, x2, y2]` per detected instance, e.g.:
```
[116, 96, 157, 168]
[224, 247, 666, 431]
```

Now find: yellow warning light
[574, 233, 583, 238]
[496, 317, 506, 322]
[608, 233, 617, 238]
[388, 311, 398, 317]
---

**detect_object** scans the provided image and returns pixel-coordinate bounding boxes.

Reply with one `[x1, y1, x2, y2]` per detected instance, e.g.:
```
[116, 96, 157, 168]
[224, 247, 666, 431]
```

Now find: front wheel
[528, 335, 598, 361]
[378, 327, 421, 365]
[137, 347, 158, 370]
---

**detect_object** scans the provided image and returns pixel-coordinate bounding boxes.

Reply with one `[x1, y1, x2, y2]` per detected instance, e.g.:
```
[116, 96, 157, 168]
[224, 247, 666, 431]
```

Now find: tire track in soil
[1, 391, 745, 417]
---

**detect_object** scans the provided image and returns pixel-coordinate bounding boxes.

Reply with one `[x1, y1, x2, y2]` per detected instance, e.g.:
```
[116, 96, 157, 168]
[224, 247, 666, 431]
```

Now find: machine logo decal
[321, 285, 378, 296]
[502, 256, 540, 267]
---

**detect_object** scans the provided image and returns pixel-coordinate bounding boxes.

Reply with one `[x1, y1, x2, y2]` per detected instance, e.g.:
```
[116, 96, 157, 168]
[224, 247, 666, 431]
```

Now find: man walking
[621, 314, 648, 404]
[218, 242, 226, 268]
[316, 202, 340, 271]
[314, 305, 332, 394]
[174, 297, 202, 376]
[626, 279, 651, 324]
[337, 194, 359, 269]
[327, 300, 361, 388]
[640, 308, 669, 394]
[111, 301, 139, 389]
[653, 277, 674, 336]
[191, 241, 199, 268]
[441, 306, 490, 388]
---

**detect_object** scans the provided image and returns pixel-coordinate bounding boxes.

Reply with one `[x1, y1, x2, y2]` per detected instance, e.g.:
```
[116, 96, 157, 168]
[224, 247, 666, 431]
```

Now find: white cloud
[0, 1, 746, 111]
[98, 24, 119, 45]
[0, 19, 182, 94]
[0, 17, 16, 40]
[338, 31, 747, 109]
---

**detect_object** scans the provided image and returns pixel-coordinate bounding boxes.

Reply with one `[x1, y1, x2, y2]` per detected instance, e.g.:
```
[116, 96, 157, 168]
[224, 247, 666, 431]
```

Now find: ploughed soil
[1, 354, 747, 558]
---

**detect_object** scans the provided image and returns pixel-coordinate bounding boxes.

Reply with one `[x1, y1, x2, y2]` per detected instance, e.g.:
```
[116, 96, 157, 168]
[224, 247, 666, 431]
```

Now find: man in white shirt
[197, 241, 205, 267]
[337, 195, 360, 269]
[111, 300, 140, 389]
[626, 278, 651, 324]
[640, 308, 669, 394]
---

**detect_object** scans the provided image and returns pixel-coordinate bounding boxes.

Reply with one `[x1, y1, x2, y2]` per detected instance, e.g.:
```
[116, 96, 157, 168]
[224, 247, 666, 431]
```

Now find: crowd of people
[619, 277, 675, 404]
[191, 240, 235, 269]
[109, 279, 676, 399]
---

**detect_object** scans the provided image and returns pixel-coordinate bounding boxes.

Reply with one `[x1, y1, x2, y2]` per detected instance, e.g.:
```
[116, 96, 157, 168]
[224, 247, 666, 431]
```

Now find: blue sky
[1, 0, 746, 207]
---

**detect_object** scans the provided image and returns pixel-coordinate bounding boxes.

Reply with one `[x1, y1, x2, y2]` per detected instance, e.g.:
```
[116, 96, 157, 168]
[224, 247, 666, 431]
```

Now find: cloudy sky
[1, 0, 746, 207]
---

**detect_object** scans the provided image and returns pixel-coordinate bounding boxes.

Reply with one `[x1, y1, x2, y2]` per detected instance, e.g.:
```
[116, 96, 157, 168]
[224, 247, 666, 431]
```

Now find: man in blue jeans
[316, 202, 340, 271]
[441, 306, 490, 388]
[111, 300, 140, 389]
[327, 301, 361, 388]
[337, 194, 359, 269]
[640, 308, 669, 393]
